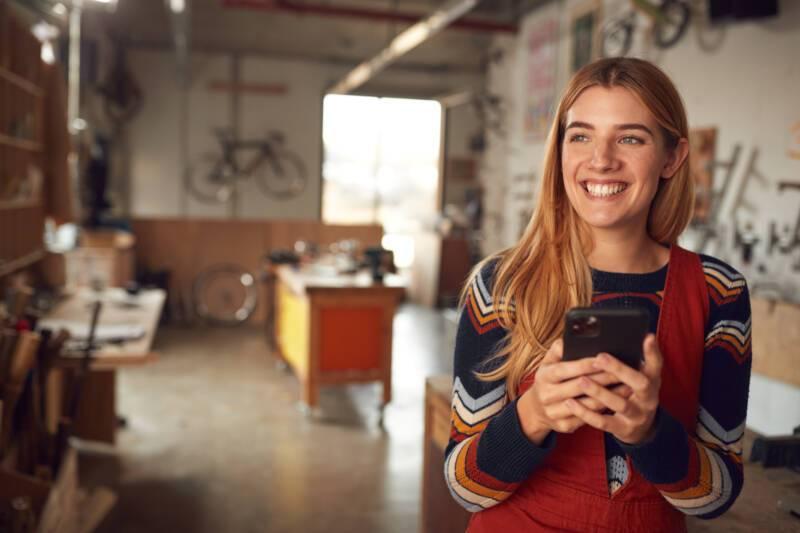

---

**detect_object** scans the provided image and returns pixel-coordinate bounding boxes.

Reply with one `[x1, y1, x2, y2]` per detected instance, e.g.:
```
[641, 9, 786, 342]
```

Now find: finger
[540, 371, 619, 404]
[541, 339, 564, 365]
[592, 353, 649, 392]
[641, 334, 664, 379]
[545, 357, 602, 383]
[546, 396, 603, 418]
[565, 399, 621, 433]
[609, 384, 634, 399]
[577, 376, 632, 414]
[587, 371, 624, 387]
[552, 416, 585, 434]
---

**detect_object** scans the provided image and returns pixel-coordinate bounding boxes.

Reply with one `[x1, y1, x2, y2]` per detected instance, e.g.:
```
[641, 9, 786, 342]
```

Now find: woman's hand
[564, 334, 663, 445]
[517, 339, 633, 445]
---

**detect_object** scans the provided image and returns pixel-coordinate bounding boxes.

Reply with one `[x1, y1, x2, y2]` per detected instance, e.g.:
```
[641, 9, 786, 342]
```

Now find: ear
[661, 137, 689, 179]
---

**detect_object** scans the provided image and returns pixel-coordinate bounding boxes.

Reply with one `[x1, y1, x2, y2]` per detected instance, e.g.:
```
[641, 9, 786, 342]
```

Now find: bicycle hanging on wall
[601, 0, 691, 58]
[187, 128, 307, 204]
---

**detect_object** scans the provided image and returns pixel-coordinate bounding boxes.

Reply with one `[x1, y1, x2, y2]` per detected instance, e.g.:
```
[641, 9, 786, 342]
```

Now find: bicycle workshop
[0, 0, 798, 531]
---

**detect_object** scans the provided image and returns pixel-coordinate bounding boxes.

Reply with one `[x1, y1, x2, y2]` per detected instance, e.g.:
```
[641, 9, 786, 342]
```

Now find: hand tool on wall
[0, 331, 41, 459]
[0, 329, 19, 388]
[4, 286, 34, 322]
[53, 301, 102, 471]
[16, 329, 52, 476]
[695, 144, 741, 252]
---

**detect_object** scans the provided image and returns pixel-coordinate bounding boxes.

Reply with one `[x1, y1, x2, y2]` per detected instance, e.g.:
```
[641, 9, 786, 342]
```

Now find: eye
[620, 136, 644, 145]
[569, 133, 589, 143]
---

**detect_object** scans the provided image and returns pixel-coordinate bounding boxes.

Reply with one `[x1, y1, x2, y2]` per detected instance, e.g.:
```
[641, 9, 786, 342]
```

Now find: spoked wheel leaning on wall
[192, 264, 259, 325]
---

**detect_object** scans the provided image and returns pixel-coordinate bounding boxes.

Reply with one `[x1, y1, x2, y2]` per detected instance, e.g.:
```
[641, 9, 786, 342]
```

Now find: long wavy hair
[466, 58, 693, 399]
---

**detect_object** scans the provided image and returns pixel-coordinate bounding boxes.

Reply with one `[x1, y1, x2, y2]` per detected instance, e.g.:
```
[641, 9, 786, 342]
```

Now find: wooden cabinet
[410, 232, 473, 308]
[0, 1, 47, 278]
[273, 266, 404, 410]
[421, 375, 471, 533]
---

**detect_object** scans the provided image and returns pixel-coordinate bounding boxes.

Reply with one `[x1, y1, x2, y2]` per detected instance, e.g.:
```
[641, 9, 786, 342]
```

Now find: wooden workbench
[273, 265, 405, 411]
[421, 375, 471, 533]
[41, 288, 166, 443]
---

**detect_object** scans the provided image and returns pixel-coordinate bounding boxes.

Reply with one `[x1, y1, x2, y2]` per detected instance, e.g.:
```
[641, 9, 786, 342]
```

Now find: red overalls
[468, 245, 709, 533]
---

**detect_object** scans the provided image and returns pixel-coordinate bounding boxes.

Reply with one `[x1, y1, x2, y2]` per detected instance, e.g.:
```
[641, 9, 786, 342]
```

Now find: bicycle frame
[217, 138, 278, 179]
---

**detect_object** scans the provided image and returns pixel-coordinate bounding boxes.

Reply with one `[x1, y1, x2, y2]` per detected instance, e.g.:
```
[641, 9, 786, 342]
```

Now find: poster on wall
[570, 1, 602, 73]
[688, 127, 717, 225]
[524, 17, 558, 142]
[789, 121, 800, 160]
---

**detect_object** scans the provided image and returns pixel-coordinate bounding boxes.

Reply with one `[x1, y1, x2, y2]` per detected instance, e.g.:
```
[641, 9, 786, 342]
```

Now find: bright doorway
[321, 94, 442, 269]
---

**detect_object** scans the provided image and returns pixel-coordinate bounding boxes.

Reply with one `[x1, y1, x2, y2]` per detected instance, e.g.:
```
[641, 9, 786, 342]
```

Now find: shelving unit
[0, 0, 47, 273]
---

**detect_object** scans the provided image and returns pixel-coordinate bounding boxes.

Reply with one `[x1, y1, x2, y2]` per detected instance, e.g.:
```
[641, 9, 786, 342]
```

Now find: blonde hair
[466, 58, 693, 399]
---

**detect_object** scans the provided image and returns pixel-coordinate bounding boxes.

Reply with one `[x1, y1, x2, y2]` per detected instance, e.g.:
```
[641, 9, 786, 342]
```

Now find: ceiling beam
[222, 0, 517, 34]
[328, 0, 483, 95]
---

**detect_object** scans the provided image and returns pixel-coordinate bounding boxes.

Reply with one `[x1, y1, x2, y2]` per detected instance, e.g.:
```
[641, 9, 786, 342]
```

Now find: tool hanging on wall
[96, 35, 142, 128]
[695, 143, 741, 253]
[0, 331, 41, 459]
[734, 222, 760, 265]
[52, 301, 102, 472]
[15, 329, 52, 477]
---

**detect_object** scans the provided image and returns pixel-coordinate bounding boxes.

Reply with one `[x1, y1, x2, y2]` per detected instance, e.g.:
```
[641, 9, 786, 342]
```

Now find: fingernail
[580, 377, 591, 388]
[565, 399, 575, 408]
[593, 354, 606, 368]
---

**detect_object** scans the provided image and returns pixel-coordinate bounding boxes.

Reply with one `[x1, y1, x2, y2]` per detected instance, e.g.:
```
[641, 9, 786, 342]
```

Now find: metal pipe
[222, 0, 517, 34]
[67, 0, 82, 134]
[329, 0, 480, 94]
[67, 0, 83, 221]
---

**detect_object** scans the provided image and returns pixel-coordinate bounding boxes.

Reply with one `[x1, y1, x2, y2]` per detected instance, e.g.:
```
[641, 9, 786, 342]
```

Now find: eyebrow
[565, 121, 655, 137]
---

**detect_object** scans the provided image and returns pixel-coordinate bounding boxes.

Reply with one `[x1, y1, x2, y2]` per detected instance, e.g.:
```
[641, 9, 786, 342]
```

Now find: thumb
[542, 338, 564, 364]
[642, 334, 663, 377]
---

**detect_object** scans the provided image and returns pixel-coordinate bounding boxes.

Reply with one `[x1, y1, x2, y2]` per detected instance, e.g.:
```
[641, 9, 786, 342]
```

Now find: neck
[587, 229, 668, 274]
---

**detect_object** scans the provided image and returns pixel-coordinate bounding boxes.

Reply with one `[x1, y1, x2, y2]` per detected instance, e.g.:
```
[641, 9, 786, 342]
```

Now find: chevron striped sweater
[445, 254, 751, 520]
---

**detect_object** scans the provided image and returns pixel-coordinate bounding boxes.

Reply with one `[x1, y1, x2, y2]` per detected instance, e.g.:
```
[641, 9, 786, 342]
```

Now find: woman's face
[561, 85, 686, 238]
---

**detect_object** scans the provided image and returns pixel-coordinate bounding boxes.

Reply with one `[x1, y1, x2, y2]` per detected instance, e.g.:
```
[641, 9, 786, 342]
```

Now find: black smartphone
[562, 307, 650, 369]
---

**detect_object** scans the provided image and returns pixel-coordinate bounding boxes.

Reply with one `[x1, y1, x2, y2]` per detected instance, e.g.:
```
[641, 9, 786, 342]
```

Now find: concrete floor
[78, 304, 800, 533]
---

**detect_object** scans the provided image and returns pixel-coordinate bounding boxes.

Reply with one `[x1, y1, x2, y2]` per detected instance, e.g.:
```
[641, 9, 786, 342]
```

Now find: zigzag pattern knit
[444, 253, 752, 519]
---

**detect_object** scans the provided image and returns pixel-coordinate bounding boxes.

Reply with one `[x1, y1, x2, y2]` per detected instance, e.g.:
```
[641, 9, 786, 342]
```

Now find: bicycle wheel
[602, 16, 634, 57]
[187, 153, 235, 204]
[254, 149, 307, 199]
[654, 0, 690, 49]
[193, 264, 258, 325]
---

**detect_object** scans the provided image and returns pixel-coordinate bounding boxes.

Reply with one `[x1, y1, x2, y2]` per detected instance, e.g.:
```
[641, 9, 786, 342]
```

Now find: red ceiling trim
[221, 0, 518, 33]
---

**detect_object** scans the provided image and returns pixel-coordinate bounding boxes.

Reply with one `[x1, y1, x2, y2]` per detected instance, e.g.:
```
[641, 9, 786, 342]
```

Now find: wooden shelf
[0, 198, 41, 210]
[0, 133, 42, 151]
[0, 65, 44, 97]
[0, 248, 46, 278]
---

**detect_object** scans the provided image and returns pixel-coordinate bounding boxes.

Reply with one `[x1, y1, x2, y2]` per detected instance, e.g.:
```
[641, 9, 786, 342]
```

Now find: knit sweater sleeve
[616, 256, 752, 519]
[444, 262, 555, 512]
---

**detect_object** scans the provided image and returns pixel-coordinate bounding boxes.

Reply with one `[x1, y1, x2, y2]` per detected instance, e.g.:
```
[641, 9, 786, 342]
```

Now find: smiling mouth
[581, 181, 629, 198]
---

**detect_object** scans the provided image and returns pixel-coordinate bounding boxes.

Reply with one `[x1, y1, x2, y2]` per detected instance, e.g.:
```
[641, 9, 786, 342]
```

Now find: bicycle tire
[602, 16, 634, 58]
[654, 0, 690, 49]
[254, 149, 307, 200]
[192, 264, 258, 326]
[187, 153, 236, 204]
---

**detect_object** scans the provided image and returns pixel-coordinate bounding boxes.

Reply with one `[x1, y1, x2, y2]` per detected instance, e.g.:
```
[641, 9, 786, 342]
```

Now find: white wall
[124, 49, 484, 221]
[127, 50, 331, 219]
[484, 0, 800, 435]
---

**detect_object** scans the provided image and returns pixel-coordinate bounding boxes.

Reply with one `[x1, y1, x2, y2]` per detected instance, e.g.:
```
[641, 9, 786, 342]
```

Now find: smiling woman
[444, 58, 752, 533]
[561, 85, 689, 269]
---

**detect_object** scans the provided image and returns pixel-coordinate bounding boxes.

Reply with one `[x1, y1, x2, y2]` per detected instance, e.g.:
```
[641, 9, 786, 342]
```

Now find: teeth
[584, 182, 627, 198]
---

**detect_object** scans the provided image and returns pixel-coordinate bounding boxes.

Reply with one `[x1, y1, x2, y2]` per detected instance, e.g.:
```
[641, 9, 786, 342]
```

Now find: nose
[588, 140, 617, 171]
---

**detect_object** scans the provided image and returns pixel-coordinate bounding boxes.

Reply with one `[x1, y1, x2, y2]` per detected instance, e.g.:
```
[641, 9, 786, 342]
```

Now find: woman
[444, 58, 751, 532]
